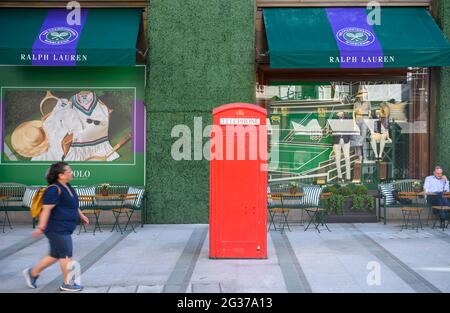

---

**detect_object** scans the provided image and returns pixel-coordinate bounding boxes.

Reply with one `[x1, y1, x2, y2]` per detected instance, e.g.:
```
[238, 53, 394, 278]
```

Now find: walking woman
[23, 162, 89, 292]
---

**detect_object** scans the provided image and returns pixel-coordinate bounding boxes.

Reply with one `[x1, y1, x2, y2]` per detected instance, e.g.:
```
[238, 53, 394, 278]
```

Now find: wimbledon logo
[39, 27, 78, 45]
[336, 27, 375, 47]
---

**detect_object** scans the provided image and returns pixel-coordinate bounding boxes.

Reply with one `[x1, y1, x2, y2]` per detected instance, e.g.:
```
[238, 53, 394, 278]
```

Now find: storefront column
[146, 0, 256, 223]
[435, 0, 450, 171]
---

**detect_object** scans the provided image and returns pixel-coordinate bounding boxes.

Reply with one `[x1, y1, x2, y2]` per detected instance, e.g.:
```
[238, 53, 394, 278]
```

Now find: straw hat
[356, 90, 368, 97]
[11, 120, 49, 157]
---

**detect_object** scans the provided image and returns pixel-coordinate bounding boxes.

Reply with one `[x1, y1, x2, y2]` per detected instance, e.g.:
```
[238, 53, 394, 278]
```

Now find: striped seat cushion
[75, 186, 96, 208]
[300, 185, 322, 206]
[379, 183, 395, 205]
[22, 187, 40, 208]
[124, 187, 145, 208]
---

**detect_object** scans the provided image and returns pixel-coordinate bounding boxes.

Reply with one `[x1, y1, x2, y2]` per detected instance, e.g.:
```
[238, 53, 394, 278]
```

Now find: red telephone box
[210, 103, 267, 259]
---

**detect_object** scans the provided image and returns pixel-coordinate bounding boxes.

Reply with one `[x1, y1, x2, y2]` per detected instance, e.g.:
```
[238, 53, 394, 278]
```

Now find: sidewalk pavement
[1, 223, 450, 293]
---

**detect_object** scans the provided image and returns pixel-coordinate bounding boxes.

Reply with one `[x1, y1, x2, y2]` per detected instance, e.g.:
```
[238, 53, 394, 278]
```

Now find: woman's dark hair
[46, 162, 69, 185]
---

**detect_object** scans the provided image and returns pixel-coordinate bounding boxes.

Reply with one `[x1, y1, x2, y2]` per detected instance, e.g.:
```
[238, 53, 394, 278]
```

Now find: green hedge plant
[322, 184, 375, 215]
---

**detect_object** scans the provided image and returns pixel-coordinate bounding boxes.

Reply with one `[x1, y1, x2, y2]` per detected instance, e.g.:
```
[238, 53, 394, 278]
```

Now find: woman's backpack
[30, 185, 61, 218]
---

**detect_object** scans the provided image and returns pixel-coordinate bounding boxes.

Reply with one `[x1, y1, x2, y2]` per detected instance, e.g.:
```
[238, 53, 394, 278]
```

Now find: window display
[257, 69, 430, 185]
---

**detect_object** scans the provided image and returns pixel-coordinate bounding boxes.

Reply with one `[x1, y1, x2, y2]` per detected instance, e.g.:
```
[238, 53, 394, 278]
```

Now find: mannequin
[352, 89, 371, 162]
[369, 107, 392, 160]
[333, 111, 351, 182]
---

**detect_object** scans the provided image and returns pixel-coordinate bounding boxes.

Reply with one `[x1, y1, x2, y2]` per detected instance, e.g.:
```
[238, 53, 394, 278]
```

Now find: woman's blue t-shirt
[43, 182, 79, 235]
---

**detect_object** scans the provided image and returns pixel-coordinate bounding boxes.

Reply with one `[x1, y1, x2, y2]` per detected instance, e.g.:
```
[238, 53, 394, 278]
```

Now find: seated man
[424, 166, 450, 228]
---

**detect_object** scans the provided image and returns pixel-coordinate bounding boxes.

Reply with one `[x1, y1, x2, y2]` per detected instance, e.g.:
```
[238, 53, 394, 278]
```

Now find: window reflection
[258, 68, 430, 185]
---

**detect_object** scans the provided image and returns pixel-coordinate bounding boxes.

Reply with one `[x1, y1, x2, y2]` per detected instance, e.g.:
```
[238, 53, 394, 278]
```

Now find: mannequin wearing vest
[368, 109, 392, 160]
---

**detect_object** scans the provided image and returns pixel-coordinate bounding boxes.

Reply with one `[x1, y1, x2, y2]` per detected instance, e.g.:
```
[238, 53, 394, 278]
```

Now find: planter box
[325, 196, 377, 223]
[326, 210, 378, 223]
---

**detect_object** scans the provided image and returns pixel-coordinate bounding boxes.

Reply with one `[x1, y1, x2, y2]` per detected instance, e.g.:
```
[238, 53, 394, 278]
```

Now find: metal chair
[267, 193, 290, 233]
[0, 183, 28, 230]
[111, 194, 138, 234]
[77, 195, 102, 235]
[430, 192, 450, 231]
[0, 195, 12, 233]
[398, 192, 424, 232]
[304, 192, 332, 233]
[280, 193, 305, 228]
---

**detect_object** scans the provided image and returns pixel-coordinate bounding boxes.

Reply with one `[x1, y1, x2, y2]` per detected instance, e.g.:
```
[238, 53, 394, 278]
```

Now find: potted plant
[100, 183, 110, 196]
[289, 181, 298, 194]
[323, 184, 376, 219]
[323, 185, 344, 215]
[412, 181, 422, 193]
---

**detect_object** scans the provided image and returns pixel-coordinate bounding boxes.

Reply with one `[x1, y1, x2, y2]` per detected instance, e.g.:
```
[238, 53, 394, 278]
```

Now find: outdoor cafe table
[78, 194, 129, 234]
[95, 194, 138, 234]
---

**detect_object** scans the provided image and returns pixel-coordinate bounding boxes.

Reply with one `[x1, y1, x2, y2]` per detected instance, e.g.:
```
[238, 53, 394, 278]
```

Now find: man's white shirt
[424, 175, 449, 193]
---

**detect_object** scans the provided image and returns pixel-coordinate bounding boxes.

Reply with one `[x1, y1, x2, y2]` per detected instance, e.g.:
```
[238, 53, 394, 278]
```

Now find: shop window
[257, 68, 430, 186]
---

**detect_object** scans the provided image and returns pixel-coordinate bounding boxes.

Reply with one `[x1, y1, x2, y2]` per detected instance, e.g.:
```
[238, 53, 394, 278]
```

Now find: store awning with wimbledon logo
[263, 7, 450, 69]
[0, 8, 142, 66]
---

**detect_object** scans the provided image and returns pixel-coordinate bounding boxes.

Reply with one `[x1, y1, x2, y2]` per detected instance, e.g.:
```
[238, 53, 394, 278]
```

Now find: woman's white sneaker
[22, 268, 38, 289]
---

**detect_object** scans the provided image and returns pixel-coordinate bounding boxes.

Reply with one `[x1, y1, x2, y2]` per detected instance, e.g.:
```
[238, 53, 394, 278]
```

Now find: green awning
[263, 7, 450, 69]
[0, 8, 141, 66]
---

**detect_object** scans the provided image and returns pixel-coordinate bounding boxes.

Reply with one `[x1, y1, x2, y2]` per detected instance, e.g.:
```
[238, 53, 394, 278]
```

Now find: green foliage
[325, 194, 345, 215]
[323, 185, 339, 194]
[289, 181, 299, 193]
[100, 183, 110, 191]
[351, 194, 366, 210]
[412, 180, 422, 188]
[272, 96, 282, 101]
[338, 186, 352, 196]
[146, 0, 255, 223]
[367, 196, 375, 211]
[323, 184, 375, 214]
[353, 184, 368, 195]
